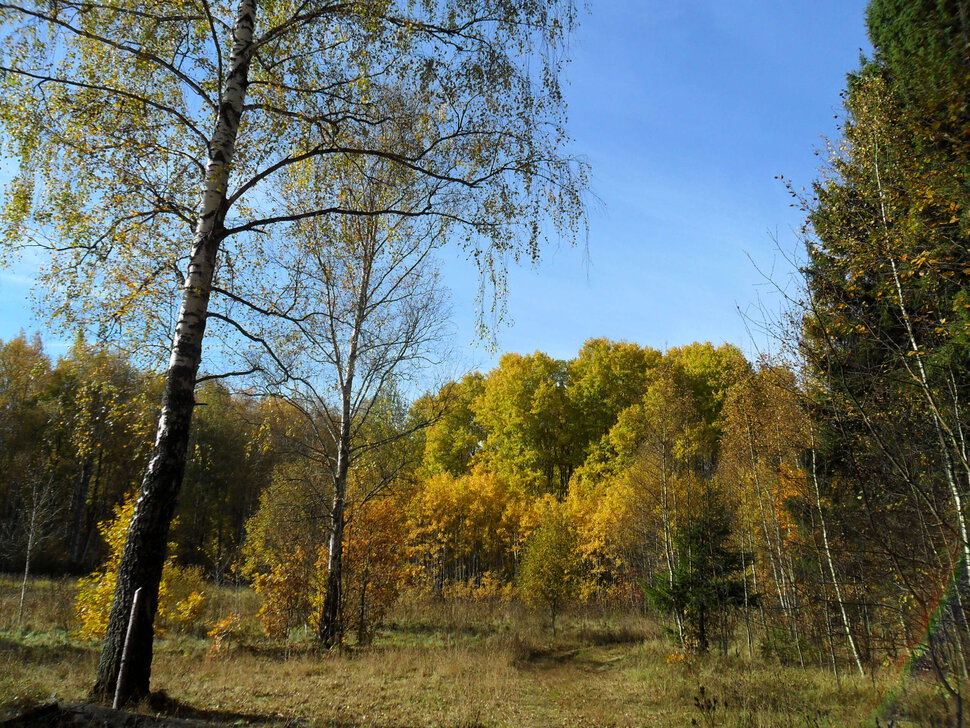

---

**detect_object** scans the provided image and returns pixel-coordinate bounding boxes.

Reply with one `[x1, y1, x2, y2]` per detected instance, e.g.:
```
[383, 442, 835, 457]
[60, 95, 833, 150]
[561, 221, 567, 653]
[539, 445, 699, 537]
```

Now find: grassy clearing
[0, 576, 949, 727]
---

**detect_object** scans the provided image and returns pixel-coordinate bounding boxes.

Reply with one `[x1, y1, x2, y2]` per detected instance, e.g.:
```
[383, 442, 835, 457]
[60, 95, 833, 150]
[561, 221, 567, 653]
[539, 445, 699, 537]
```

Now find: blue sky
[442, 0, 873, 369]
[0, 1, 873, 370]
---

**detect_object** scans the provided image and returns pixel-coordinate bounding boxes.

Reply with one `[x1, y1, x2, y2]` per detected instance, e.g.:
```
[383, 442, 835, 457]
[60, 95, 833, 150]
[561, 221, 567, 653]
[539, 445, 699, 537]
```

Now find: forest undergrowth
[0, 576, 949, 728]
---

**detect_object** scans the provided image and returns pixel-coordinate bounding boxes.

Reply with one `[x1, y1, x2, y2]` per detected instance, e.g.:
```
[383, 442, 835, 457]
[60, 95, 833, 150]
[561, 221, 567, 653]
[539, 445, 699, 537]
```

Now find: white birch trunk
[809, 440, 865, 675]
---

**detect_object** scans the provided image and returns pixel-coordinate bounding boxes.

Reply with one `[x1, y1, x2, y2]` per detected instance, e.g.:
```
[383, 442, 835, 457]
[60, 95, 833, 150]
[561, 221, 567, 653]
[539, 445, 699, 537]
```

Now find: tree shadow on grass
[1, 699, 493, 728]
[0, 635, 92, 664]
[149, 692, 494, 728]
[1, 700, 301, 727]
[148, 691, 298, 725]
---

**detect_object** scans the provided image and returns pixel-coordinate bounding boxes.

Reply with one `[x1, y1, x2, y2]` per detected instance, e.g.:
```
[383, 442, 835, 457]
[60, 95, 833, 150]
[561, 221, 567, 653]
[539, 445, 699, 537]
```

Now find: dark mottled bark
[91, 232, 220, 703]
[91, 0, 257, 704]
[69, 456, 93, 567]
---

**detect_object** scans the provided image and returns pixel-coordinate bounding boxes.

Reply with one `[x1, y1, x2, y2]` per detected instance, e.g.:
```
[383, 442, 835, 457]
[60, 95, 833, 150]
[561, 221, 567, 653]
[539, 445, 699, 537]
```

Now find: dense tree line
[0, 333, 821, 665]
[4, 319, 967, 691]
[0, 332, 276, 578]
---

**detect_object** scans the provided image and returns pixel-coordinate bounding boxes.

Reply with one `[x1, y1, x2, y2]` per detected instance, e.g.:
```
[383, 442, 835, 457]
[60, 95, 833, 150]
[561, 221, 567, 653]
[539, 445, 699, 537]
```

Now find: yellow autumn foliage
[517, 499, 581, 630]
[250, 545, 321, 639]
[206, 613, 244, 656]
[440, 571, 516, 602]
[342, 497, 410, 643]
[75, 494, 208, 639]
[407, 467, 532, 584]
[243, 496, 409, 643]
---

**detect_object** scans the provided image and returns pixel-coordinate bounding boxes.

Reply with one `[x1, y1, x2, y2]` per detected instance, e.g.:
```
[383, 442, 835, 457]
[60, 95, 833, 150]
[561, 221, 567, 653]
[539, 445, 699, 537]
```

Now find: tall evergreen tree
[800, 0, 970, 677]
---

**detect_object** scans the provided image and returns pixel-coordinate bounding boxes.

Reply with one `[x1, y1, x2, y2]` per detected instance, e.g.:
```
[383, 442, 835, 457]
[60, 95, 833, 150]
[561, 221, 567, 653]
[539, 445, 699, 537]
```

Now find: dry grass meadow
[0, 576, 952, 727]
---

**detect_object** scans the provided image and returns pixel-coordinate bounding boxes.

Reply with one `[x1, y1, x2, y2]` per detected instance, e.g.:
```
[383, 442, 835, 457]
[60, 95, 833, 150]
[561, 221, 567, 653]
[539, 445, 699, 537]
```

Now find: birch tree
[265, 148, 451, 646]
[12, 473, 63, 626]
[0, 0, 586, 703]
